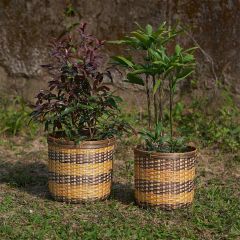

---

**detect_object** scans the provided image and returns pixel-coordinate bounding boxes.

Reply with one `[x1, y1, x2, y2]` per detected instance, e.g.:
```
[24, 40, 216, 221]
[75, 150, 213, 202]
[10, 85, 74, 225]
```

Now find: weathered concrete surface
[0, 0, 239, 101]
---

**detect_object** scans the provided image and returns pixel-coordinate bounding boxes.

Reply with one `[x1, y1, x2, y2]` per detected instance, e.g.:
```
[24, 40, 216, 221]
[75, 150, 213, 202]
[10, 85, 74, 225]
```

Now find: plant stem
[145, 74, 151, 129]
[158, 78, 163, 128]
[88, 121, 93, 140]
[169, 78, 173, 152]
[152, 75, 158, 125]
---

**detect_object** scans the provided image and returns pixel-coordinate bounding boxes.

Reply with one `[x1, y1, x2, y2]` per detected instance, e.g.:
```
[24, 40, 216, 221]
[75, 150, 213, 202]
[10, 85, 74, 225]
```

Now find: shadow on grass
[111, 182, 135, 205]
[0, 160, 50, 199]
[0, 160, 135, 204]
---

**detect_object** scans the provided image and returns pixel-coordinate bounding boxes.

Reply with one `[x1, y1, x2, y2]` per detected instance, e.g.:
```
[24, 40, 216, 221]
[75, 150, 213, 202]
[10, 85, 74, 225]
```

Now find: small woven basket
[134, 146, 197, 210]
[47, 134, 115, 203]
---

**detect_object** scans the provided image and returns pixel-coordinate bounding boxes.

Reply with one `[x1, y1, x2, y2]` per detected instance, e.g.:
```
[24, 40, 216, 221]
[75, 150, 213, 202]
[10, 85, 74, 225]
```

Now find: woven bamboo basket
[47, 133, 115, 203]
[134, 146, 197, 210]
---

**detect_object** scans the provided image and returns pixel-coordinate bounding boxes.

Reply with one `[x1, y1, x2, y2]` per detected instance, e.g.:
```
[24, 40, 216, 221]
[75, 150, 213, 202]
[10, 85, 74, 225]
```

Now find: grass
[0, 96, 38, 137]
[175, 91, 240, 153]
[0, 95, 239, 239]
[0, 135, 239, 240]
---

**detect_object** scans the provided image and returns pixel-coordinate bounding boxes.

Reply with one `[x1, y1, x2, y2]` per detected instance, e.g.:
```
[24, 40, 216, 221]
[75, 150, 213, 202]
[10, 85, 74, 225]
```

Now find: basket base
[135, 200, 192, 210]
[50, 193, 110, 204]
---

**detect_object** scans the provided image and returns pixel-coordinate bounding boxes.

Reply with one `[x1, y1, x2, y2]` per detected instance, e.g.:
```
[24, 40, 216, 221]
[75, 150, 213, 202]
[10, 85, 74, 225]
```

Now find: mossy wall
[0, 0, 239, 102]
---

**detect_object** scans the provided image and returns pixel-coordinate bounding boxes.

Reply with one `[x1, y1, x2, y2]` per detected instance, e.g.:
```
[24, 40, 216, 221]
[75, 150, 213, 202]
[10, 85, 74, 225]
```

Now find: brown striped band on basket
[48, 171, 112, 185]
[47, 134, 115, 203]
[134, 146, 197, 209]
[48, 147, 114, 164]
[135, 156, 195, 170]
[135, 179, 194, 194]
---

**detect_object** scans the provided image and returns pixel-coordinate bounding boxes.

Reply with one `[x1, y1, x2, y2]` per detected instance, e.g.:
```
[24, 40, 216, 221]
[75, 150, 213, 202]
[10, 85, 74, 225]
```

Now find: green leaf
[164, 65, 174, 76]
[175, 44, 182, 55]
[131, 69, 147, 75]
[126, 73, 145, 86]
[183, 46, 198, 53]
[148, 48, 161, 59]
[111, 56, 134, 68]
[153, 79, 161, 94]
[153, 22, 166, 38]
[106, 97, 118, 109]
[131, 31, 149, 45]
[155, 122, 163, 138]
[183, 54, 194, 62]
[153, 60, 167, 66]
[146, 24, 153, 35]
[176, 69, 194, 81]
[139, 129, 155, 140]
[112, 95, 123, 103]
[131, 65, 154, 75]
[107, 40, 127, 45]
[77, 103, 95, 110]
[60, 107, 75, 116]
[124, 37, 141, 48]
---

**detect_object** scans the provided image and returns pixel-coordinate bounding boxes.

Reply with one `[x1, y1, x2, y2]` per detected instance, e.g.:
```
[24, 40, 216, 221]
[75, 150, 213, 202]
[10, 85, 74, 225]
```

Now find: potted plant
[31, 23, 131, 203]
[111, 22, 197, 209]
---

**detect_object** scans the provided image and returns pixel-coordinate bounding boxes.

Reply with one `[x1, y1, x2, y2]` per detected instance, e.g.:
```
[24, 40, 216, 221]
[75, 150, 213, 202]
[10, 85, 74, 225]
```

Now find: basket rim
[134, 145, 197, 158]
[47, 132, 115, 149]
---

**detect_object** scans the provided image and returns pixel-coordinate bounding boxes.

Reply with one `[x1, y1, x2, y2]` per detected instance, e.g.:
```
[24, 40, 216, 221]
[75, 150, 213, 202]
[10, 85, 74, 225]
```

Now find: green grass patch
[0, 137, 239, 239]
[0, 177, 239, 240]
[0, 93, 239, 239]
[0, 96, 38, 137]
[175, 90, 240, 153]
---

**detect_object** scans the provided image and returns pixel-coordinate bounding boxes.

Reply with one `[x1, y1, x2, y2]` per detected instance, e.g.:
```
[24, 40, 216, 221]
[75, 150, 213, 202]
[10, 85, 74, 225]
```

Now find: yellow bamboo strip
[48, 160, 112, 176]
[135, 167, 195, 183]
[49, 181, 111, 199]
[135, 190, 194, 205]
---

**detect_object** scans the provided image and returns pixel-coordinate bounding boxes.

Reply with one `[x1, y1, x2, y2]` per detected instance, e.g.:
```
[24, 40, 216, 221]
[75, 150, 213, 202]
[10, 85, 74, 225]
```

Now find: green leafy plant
[110, 22, 196, 152]
[0, 96, 38, 136]
[140, 123, 188, 153]
[64, 2, 75, 17]
[31, 23, 131, 142]
[176, 90, 240, 152]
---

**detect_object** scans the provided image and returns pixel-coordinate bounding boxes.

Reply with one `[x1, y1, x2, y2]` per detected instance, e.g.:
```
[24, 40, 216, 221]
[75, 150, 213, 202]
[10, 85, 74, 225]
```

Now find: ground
[0, 135, 239, 240]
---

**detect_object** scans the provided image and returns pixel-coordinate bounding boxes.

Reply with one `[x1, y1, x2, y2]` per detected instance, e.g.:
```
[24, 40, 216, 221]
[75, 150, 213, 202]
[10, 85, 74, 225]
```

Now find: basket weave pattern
[47, 136, 115, 203]
[134, 147, 196, 209]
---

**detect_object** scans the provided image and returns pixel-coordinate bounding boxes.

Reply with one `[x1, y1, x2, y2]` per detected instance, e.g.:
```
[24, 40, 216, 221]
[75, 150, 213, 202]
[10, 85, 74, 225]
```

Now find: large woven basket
[134, 146, 197, 210]
[47, 134, 115, 203]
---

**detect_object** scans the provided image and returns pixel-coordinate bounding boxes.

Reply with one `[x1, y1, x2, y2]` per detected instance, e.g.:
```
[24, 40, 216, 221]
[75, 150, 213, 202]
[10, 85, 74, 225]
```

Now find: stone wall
[0, 0, 239, 102]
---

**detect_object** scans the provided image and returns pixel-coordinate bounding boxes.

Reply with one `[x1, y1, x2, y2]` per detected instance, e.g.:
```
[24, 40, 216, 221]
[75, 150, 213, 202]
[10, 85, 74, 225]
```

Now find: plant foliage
[176, 91, 240, 152]
[110, 22, 196, 152]
[31, 23, 131, 141]
[0, 96, 38, 136]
